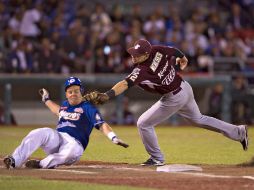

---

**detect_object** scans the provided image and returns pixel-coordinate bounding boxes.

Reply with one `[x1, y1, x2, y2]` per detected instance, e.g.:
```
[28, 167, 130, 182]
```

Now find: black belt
[172, 86, 182, 95]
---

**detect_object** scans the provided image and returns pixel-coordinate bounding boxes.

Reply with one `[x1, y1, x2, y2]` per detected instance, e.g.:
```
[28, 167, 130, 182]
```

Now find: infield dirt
[1, 159, 254, 190]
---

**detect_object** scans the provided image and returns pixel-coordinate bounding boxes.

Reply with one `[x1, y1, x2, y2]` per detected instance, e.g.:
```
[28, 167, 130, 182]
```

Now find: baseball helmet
[64, 76, 84, 94]
[127, 39, 152, 57]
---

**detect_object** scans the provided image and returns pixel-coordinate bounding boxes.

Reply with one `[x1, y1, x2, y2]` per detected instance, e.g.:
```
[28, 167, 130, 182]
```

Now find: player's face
[131, 54, 149, 64]
[65, 85, 82, 105]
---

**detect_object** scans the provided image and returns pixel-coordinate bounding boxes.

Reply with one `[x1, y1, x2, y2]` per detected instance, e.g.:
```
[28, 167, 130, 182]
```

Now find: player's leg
[11, 128, 61, 168]
[137, 87, 188, 163]
[178, 81, 247, 143]
[40, 132, 83, 169]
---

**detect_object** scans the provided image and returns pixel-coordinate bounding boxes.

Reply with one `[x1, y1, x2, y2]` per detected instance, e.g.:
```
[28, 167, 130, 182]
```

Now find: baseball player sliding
[84, 39, 248, 166]
[4, 77, 128, 169]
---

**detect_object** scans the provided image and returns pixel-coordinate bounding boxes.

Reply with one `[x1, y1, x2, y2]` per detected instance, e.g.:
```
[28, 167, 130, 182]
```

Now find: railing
[0, 74, 233, 125]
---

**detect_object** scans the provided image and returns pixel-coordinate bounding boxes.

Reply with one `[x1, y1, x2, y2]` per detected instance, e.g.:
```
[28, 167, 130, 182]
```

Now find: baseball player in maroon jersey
[84, 39, 248, 166]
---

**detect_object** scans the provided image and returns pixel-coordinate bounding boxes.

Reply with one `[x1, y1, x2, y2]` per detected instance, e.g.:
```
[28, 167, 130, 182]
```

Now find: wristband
[44, 97, 50, 103]
[105, 89, 115, 99]
[107, 131, 116, 141]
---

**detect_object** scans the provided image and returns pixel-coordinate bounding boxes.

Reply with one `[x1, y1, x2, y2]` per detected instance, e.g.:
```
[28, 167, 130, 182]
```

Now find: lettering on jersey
[140, 80, 160, 89]
[59, 110, 81, 121]
[60, 107, 68, 110]
[95, 113, 101, 121]
[128, 68, 141, 82]
[74, 107, 84, 114]
[150, 52, 163, 72]
[162, 65, 175, 85]
[158, 61, 169, 79]
[57, 121, 76, 129]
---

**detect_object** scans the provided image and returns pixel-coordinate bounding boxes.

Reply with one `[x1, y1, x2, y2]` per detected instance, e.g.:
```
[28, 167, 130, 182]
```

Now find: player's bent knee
[137, 117, 151, 129]
[137, 117, 144, 128]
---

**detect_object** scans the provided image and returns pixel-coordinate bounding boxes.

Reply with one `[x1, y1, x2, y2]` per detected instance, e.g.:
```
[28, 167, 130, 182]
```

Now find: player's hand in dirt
[39, 88, 50, 103]
[112, 137, 129, 148]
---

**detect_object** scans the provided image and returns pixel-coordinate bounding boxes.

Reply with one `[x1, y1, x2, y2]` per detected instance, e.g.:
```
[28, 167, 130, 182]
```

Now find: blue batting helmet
[64, 77, 84, 94]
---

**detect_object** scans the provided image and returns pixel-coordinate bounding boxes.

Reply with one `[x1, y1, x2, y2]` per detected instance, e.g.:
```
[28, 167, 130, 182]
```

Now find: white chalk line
[0, 165, 96, 174]
[44, 169, 96, 175]
[60, 164, 152, 172]
[85, 165, 150, 172]
[1, 163, 254, 181]
[242, 176, 254, 180]
[174, 172, 254, 181]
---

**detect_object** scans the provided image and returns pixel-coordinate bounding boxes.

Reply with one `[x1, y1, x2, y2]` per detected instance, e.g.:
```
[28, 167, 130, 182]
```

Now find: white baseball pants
[137, 81, 246, 162]
[12, 127, 84, 168]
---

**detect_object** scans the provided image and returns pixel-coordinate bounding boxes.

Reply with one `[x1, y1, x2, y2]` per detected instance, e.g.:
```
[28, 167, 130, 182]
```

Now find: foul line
[43, 169, 96, 175]
[1, 162, 254, 180]
[63, 165, 254, 180]
[177, 172, 254, 181]
[86, 165, 151, 172]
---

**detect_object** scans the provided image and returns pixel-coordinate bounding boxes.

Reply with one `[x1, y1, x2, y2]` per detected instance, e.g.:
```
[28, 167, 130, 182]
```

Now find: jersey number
[129, 68, 140, 82]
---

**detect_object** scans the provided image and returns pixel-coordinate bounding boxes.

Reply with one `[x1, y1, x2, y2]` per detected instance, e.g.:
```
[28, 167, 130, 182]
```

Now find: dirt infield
[1, 159, 254, 190]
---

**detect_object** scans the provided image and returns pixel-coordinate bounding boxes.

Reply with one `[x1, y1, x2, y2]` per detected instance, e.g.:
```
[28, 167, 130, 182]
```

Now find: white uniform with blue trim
[11, 101, 104, 168]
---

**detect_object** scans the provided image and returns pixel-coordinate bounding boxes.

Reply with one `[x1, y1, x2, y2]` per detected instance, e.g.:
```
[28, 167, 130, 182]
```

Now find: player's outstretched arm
[99, 123, 129, 148]
[83, 80, 128, 105]
[39, 88, 60, 116]
[111, 80, 129, 96]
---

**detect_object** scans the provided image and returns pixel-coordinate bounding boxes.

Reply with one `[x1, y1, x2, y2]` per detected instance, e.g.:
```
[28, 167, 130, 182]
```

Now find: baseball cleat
[25, 159, 41, 169]
[240, 125, 248, 151]
[141, 158, 165, 166]
[3, 155, 15, 169]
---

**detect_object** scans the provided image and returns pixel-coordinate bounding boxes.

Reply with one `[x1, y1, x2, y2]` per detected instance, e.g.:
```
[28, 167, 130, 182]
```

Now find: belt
[172, 86, 182, 95]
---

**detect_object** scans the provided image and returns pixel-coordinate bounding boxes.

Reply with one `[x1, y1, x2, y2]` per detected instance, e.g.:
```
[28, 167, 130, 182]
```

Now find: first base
[157, 164, 202, 172]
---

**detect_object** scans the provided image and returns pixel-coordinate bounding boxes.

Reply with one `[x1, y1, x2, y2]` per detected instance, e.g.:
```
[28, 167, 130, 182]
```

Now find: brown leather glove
[83, 91, 109, 105]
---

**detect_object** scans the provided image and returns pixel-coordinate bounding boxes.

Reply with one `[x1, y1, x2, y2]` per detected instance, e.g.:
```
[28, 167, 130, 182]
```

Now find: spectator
[207, 84, 223, 119]
[76, 4, 91, 27]
[19, 3, 42, 39]
[227, 3, 251, 30]
[143, 6, 166, 43]
[6, 39, 33, 73]
[8, 9, 23, 34]
[0, 1, 253, 74]
[35, 37, 61, 73]
[111, 97, 135, 125]
[90, 3, 112, 40]
[231, 75, 252, 124]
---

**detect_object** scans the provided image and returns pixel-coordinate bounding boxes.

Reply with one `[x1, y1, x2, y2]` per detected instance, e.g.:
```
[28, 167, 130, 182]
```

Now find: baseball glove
[82, 91, 109, 105]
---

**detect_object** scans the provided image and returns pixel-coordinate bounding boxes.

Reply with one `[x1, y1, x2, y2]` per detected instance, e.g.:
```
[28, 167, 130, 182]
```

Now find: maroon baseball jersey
[125, 45, 184, 95]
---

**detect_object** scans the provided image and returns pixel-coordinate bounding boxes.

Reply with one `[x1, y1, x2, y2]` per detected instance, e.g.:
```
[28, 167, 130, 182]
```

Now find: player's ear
[80, 86, 85, 95]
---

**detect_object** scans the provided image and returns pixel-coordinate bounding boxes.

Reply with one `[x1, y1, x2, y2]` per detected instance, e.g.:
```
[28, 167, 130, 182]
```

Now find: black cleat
[3, 156, 15, 169]
[141, 158, 165, 166]
[25, 160, 41, 169]
[240, 125, 248, 151]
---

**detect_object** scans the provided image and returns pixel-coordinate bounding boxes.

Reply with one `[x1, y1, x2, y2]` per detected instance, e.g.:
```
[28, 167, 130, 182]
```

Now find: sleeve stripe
[94, 121, 105, 128]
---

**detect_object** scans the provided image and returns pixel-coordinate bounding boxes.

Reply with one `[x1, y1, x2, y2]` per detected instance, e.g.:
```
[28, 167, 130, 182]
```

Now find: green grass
[86, 126, 253, 165]
[0, 176, 154, 190]
[0, 126, 253, 190]
[0, 126, 253, 165]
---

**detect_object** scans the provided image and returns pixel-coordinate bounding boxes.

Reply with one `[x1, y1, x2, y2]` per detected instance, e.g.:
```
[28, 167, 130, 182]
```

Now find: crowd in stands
[0, 0, 253, 74]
